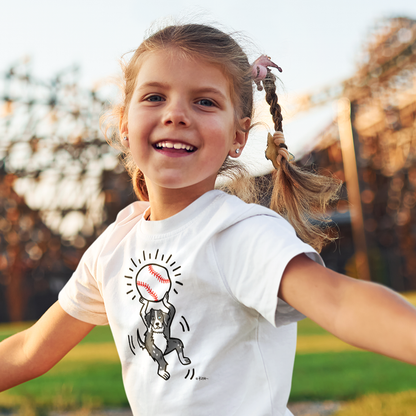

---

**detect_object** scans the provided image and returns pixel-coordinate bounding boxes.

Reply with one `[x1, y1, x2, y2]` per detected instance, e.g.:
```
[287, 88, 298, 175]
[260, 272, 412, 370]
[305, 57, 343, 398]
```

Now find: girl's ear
[119, 108, 129, 148]
[229, 117, 251, 158]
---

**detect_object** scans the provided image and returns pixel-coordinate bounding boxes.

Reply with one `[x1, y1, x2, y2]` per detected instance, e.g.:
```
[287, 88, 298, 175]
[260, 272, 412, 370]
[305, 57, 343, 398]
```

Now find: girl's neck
[146, 183, 215, 221]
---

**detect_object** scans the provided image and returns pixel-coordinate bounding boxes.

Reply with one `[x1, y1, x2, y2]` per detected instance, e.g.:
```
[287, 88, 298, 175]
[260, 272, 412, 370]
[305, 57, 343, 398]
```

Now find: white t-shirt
[59, 190, 322, 416]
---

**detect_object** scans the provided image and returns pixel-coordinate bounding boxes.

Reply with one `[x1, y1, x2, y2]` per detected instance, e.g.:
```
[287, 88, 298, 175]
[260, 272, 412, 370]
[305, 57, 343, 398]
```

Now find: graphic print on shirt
[125, 249, 192, 381]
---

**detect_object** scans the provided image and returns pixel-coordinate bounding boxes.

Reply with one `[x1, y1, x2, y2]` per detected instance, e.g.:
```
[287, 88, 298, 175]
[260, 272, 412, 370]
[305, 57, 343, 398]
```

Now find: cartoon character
[137, 294, 191, 380]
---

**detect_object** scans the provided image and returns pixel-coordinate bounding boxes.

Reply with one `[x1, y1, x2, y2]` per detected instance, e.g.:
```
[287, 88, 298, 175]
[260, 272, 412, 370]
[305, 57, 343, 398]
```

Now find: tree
[0, 60, 136, 321]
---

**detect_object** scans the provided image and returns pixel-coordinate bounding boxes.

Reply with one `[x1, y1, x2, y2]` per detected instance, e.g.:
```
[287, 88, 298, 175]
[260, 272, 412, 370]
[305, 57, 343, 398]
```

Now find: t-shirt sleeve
[214, 213, 324, 327]
[58, 225, 112, 325]
[59, 201, 150, 326]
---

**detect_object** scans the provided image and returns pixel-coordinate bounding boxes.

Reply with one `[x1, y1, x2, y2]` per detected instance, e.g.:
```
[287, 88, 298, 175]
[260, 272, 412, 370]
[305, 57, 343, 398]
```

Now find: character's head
[146, 309, 168, 330]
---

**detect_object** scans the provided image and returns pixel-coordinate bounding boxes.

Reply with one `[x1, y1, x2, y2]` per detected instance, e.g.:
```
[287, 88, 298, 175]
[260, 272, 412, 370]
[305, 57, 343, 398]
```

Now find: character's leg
[166, 338, 191, 365]
[146, 339, 170, 380]
[137, 329, 145, 349]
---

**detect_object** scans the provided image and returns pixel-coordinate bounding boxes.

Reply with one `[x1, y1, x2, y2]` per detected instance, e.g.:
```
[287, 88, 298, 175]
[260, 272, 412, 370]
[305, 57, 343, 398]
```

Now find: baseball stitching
[148, 265, 170, 284]
[137, 281, 158, 301]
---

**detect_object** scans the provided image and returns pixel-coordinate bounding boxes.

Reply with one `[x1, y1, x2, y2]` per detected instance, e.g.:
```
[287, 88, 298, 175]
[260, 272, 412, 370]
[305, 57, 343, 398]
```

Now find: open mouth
[154, 141, 196, 153]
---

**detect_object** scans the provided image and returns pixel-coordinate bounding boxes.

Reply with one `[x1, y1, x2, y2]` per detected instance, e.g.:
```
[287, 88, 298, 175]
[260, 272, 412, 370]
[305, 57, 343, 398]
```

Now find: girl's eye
[146, 95, 164, 102]
[197, 99, 215, 107]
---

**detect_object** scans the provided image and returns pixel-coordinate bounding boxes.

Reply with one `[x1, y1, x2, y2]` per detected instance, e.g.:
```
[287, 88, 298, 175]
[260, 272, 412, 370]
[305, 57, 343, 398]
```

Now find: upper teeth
[156, 141, 195, 151]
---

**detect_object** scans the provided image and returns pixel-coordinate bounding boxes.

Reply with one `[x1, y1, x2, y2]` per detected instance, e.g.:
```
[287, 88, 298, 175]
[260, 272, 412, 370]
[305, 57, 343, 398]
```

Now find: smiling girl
[122, 49, 248, 219]
[1, 23, 416, 416]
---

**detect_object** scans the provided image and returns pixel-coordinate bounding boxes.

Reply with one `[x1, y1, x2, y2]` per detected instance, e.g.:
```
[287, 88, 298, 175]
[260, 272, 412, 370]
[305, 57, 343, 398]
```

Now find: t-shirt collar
[139, 190, 223, 235]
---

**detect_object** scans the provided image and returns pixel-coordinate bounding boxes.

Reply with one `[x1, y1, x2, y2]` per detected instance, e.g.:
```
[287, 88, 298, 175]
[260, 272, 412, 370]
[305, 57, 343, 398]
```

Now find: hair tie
[251, 55, 282, 91]
[265, 131, 294, 169]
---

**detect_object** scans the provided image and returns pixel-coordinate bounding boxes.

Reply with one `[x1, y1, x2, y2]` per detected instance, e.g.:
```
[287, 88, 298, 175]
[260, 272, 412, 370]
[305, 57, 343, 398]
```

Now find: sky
[2, 0, 416, 172]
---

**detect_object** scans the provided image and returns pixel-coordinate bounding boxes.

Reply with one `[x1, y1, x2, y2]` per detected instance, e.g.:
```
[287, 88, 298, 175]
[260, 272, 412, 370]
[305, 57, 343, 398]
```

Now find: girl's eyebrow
[137, 81, 170, 91]
[137, 82, 227, 100]
[194, 87, 227, 100]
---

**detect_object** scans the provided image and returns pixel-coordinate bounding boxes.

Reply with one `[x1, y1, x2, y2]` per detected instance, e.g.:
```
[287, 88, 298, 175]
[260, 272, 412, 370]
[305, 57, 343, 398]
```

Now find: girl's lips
[154, 147, 197, 158]
[153, 140, 197, 157]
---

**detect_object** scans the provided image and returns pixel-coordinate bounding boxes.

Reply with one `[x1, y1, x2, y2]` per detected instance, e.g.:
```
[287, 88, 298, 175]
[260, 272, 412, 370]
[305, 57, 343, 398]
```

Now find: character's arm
[139, 296, 149, 327]
[162, 292, 176, 322]
[0, 301, 95, 391]
[279, 254, 416, 365]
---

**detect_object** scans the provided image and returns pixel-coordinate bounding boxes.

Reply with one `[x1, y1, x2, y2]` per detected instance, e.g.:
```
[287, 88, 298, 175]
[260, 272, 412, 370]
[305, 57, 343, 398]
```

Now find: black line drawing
[136, 294, 191, 380]
[128, 334, 136, 355]
[185, 368, 195, 380]
[125, 250, 192, 381]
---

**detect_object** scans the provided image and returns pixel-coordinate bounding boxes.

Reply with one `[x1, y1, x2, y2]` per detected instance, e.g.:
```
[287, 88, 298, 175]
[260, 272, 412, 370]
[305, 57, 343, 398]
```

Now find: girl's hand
[279, 254, 416, 365]
[0, 301, 95, 391]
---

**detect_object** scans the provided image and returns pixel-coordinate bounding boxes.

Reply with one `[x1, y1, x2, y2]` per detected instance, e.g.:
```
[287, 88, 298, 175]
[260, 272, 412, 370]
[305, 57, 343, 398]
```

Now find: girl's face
[122, 49, 249, 198]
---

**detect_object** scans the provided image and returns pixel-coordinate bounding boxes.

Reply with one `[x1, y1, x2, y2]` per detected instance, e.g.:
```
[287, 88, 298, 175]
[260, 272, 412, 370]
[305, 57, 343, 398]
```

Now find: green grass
[79, 325, 117, 344]
[293, 307, 416, 402]
[3, 362, 128, 408]
[0, 324, 128, 411]
[0, 323, 114, 344]
[334, 390, 416, 416]
[0, 322, 32, 342]
[297, 317, 332, 336]
[291, 351, 416, 402]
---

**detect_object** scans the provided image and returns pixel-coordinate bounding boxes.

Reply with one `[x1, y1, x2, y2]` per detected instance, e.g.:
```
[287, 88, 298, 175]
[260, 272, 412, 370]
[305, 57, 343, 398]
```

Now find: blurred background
[1, 1, 416, 414]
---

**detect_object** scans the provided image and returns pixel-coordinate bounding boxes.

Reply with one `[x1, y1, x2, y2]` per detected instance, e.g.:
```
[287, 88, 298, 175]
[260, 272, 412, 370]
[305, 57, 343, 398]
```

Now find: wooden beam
[337, 98, 371, 281]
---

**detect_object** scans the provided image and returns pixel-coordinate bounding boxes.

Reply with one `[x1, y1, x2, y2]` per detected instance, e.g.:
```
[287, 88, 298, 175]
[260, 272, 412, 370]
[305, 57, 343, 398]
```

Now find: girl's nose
[162, 99, 190, 127]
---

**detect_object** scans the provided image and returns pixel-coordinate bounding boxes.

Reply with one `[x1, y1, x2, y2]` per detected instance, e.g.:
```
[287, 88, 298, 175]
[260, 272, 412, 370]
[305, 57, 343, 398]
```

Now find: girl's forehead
[135, 49, 234, 98]
[141, 49, 229, 78]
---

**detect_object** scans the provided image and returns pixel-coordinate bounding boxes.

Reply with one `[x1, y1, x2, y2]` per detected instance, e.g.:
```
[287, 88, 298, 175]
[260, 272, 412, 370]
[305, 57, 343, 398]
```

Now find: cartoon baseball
[135, 264, 171, 302]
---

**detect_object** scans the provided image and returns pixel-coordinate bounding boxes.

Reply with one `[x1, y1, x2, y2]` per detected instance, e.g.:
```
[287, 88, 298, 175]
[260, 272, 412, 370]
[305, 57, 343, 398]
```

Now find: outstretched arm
[279, 254, 416, 365]
[0, 301, 95, 391]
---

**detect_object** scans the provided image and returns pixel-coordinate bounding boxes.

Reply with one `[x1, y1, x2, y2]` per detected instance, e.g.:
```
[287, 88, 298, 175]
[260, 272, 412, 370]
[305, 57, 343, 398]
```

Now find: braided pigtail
[257, 62, 341, 252]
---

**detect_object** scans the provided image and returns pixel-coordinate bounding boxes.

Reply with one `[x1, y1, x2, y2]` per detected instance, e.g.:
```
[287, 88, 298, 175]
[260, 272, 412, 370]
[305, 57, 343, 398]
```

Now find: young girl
[1, 23, 416, 416]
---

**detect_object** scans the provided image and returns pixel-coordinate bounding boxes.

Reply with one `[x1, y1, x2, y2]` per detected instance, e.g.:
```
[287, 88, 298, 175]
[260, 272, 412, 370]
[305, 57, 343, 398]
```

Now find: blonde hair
[102, 23, 341, 252]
